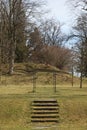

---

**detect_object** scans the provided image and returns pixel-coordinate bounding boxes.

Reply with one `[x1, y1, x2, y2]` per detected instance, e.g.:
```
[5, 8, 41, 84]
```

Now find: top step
[33, 99, 57, 103]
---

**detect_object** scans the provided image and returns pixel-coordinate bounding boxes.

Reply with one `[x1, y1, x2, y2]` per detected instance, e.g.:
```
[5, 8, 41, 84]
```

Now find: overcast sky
[46, 0, 73, 33]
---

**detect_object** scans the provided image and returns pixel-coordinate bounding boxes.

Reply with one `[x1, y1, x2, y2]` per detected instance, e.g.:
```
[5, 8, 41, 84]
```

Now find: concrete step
[32, 111, 59, 114]
[33, 107, 58, 110]
[32, 103, 58, 106]
[33, 99, 58, 103]
[31, 119, 58, 123]
[31, 99, 59, 123]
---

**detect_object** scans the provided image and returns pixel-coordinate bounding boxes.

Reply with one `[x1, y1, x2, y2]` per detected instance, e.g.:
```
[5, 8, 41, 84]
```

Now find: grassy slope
[0, 62, 81, 85]
[0, 63, 87, 130]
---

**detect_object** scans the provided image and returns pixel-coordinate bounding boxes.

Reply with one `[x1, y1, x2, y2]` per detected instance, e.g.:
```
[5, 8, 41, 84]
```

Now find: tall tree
[28, 27, 44, 63]
[39, 19, 65, 46]
[0, 0, 46, 74]
[0, 0, 26, 74]
[67, 0, 87, 87]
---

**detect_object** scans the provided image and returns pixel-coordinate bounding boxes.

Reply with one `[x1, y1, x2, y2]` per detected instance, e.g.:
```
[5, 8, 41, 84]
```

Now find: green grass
[0, 63, 87, 129]
[0, 84, 87, 130]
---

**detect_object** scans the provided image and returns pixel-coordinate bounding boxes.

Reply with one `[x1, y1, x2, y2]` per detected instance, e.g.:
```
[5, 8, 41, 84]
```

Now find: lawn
[0, 82, 87, 130]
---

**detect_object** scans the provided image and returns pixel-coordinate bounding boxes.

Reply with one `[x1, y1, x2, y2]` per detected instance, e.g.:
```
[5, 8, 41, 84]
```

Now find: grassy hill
[0, 62, 82, 86]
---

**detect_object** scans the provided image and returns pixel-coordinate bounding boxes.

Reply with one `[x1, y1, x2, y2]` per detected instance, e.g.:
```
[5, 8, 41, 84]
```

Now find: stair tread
[32, 111, 59, 114]
[31, 119, 58, 122]
[31, 115, 59, 118]
[31, 99, 59, 123]
[33, 100, 57, 103]
[32, 104, 58, 106]
[33, 107, 58, 110]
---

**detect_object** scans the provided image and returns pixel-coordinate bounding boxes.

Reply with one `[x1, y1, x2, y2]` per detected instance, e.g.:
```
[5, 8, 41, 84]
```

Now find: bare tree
[67, 0, 87, 88]
[28, 27, 44, 63]
[39, 19, 65, 46]
[0, 0, 25, 74]
[67, 0, 87, 11]
[41, 45, 72, 70]
[0, 0, 46, 74]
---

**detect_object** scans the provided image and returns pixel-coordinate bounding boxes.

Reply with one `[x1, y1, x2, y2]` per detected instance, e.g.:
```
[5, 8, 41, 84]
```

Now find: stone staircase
[31, 99, 59, 123]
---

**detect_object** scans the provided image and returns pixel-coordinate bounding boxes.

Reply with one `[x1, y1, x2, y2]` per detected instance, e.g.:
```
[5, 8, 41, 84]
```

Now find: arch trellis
[28, 69, 63, 93]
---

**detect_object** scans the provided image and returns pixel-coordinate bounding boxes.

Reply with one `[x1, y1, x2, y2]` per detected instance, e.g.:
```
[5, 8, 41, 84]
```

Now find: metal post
[72, 66, 74, 87]
[53, 72, 56, 92]
[71, 46, 74, 87]
[33, 72, 37, 92]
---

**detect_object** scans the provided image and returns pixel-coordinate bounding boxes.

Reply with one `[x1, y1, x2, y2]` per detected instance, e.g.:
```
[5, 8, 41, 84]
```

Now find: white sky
[46, 0, 73, 33]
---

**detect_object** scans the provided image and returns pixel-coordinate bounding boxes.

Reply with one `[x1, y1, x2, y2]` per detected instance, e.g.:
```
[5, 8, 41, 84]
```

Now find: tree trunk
[9, 43, 15, 75]
[72, 66, 74, 87]
[80, 52, 83, 88]
[80, 72, 82, 88]
[0, 30, 1, 82]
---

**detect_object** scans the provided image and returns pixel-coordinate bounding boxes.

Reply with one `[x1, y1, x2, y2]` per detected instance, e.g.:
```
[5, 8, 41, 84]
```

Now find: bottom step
[31, 120, 58, 123]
